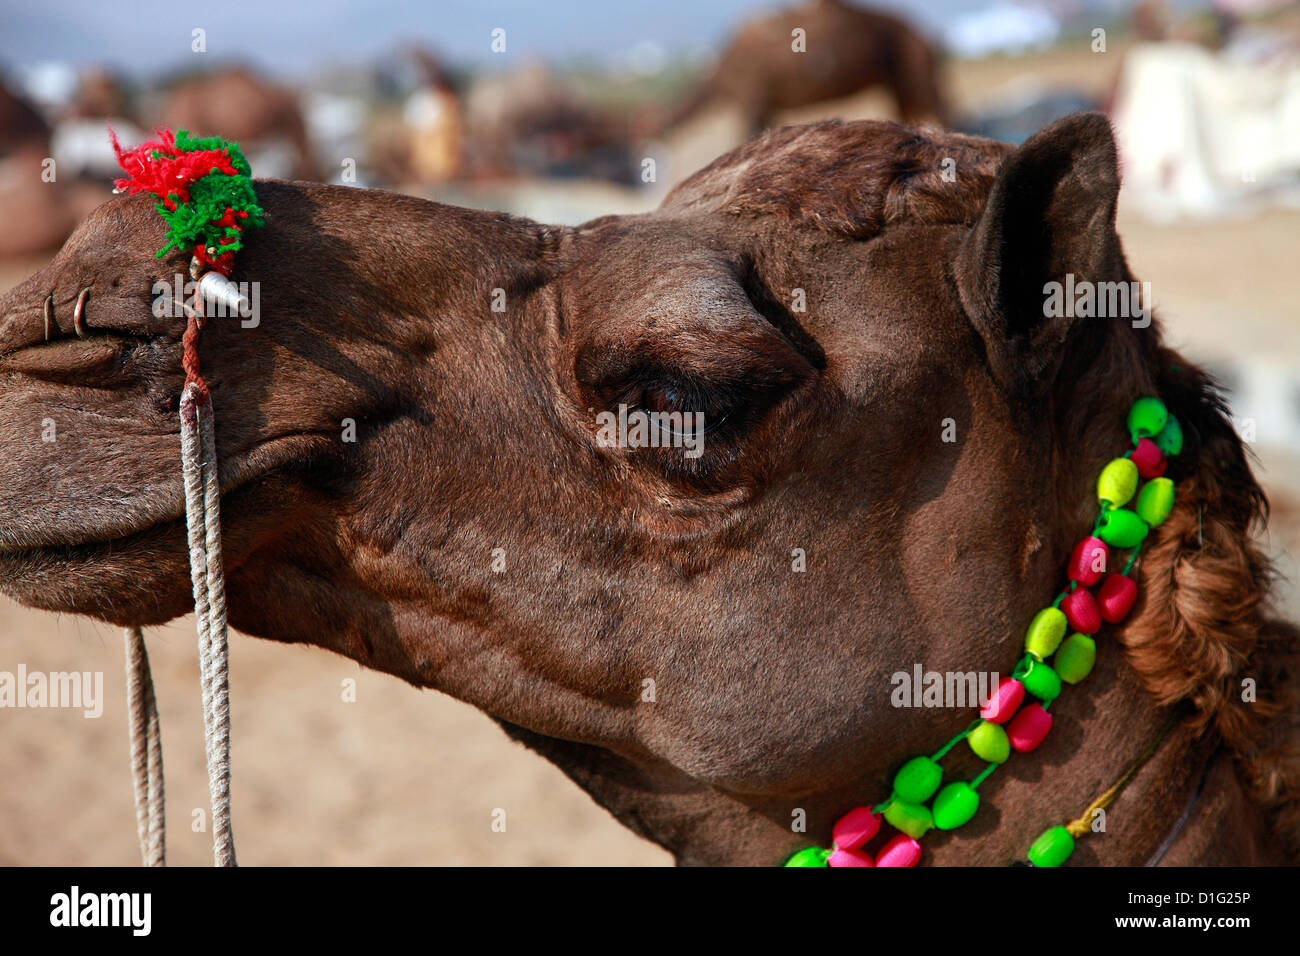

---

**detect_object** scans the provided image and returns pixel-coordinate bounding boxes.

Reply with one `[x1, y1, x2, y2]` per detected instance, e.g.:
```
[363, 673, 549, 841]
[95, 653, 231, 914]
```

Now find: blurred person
[1110, 2, 1300, 219]
[402, 47, 464, 183]
[1133, 0, 1174, 42]
[51, 67, 145, 181]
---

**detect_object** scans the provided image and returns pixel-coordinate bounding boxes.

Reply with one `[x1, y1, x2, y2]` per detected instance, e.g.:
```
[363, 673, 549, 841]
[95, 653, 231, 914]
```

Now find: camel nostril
[43, 294, 54, 341]
[73, 287, 90, 339]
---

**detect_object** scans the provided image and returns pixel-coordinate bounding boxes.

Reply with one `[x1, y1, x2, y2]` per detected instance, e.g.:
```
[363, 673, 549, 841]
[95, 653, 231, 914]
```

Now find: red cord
[183, 283, 209, 407]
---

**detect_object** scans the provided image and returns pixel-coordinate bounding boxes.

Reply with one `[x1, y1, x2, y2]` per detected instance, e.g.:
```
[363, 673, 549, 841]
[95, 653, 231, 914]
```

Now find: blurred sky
[0, 0, 1159, 77]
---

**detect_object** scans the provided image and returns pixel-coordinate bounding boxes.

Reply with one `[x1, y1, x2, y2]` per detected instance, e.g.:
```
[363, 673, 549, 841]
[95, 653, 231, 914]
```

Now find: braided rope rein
[109, 128, 259, 867]
[122, 285, 236, 867]
[123, 626, 164, 866]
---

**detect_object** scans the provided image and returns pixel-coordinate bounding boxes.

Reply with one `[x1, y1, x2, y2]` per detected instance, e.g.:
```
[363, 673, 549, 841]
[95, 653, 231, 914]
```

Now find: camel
[462, 62, 637, 183]
[0, 76, 110, 257]
[158, 67, 319, 181]
[0, 113, 1296, 865]
[0, 77, 50, 154]
[666, 0, 949, 134]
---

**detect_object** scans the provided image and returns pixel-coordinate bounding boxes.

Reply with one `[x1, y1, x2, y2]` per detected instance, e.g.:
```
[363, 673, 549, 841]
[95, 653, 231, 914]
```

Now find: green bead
[884, 798, 933, 838]
[1154, 413, 1183, 456]
[1027, 825, 1076, 867]
[968, 720, 1010, 763]
[1025, 606, 1068, 658]
[1097, 457, 1139, 507]
[893, 755, 943, 804]
[1136, 477, 1175, 527]
[1127, 397, 1168, 444]
[1098, 507, 1149, 548]
[1020, 658, 1061, 702]
[1055, 633, 1097, 684]
[932, 782, 980, 830]
[785, 846, 830, 867]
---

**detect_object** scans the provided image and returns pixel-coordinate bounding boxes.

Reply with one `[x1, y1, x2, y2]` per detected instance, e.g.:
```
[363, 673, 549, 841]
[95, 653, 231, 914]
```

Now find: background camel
[666, 0, 949, 134]
[0, 76, 110, 258]
[160, 67, 319, 182]
[0, 79, 48, 154]
[0, 64, 321, 259]
[0, 114, 1294, 865]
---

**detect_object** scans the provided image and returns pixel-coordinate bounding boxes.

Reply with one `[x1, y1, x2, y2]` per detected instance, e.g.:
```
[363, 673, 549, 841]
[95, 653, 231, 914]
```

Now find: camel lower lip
[0, 485, 187, 555]
[0, 513, 183, 557]
[0, 334, 145, 380]
[0, 432, 335, 556]
[0, 513, 191, 627]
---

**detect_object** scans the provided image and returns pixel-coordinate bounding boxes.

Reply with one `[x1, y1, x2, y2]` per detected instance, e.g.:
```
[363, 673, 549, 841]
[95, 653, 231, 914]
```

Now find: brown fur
[676, 120, 1300, 856]
[1131, 360, 1300, 851]
[0, 114, 1295, 864]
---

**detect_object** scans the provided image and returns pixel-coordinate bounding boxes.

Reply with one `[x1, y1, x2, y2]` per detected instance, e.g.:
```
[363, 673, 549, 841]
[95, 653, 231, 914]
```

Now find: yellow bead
[969, 721, 1010, 763]
[1097, 457, 1139, 507]
[883, 799, 933, 839]
[1025, 606, 1067, 658]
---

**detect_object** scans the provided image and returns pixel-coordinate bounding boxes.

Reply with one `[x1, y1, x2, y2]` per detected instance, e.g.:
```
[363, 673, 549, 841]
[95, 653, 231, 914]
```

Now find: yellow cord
[1064, 713, 1180, 838]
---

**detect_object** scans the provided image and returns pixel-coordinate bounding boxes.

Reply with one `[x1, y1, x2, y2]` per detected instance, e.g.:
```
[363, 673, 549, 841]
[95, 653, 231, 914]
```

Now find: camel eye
[618, 380, 738, 434]
[637, 385, 687, 415]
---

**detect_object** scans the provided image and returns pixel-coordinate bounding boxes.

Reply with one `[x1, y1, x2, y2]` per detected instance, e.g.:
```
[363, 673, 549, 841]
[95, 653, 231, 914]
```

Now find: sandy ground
[1, 45, 1297, 865]
[0, 603, 668, 866]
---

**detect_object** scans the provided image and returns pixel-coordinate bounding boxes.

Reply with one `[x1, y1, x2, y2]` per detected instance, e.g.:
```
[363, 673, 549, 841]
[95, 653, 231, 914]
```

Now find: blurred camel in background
[0, 74, 108, 257]
[161, 66, 320, 181]
[666, 0, 949, 134]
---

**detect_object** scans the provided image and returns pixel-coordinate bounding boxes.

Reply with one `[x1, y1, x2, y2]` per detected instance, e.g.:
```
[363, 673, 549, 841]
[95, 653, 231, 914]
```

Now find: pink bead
[980, 676, 1026, 724]
[831, 806, 880, 851]
[1068, 536, 1109, 586]
[875, 834, 922, 867]
[1061, 587, 1102, 635]
[1007, 703, 1053, 752]
[828, 847, 875, 867]
[1130, 438, 1167, 479]
[1098, 573, 1138, 623]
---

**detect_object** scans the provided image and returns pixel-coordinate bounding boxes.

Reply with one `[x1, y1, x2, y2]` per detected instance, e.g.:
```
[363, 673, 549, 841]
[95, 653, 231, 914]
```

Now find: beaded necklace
[786, 397, 1184, 868]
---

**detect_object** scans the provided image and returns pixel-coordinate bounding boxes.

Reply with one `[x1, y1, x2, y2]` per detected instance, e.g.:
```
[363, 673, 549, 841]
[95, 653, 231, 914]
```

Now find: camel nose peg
[73, 287, 90, 338]
[197, 272, 249, 316]
[43, 294, 54, 341]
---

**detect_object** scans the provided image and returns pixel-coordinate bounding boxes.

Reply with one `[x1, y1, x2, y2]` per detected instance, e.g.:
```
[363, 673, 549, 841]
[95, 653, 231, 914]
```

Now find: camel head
[2, 114, 1288, 864]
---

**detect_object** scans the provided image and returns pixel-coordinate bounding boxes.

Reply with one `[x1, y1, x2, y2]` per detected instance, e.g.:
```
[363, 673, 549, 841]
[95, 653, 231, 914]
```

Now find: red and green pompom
[110, 127, 265, 274]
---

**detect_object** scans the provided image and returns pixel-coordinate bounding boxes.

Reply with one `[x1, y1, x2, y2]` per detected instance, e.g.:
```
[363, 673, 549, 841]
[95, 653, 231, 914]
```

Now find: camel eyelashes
[613, 377, 743, 427]
[637, 385, 738, 435]
[632, 384, 699, 416]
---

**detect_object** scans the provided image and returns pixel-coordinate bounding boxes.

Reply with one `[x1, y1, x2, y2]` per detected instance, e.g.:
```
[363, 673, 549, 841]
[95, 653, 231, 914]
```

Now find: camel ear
[956, 112, 1124, 394]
